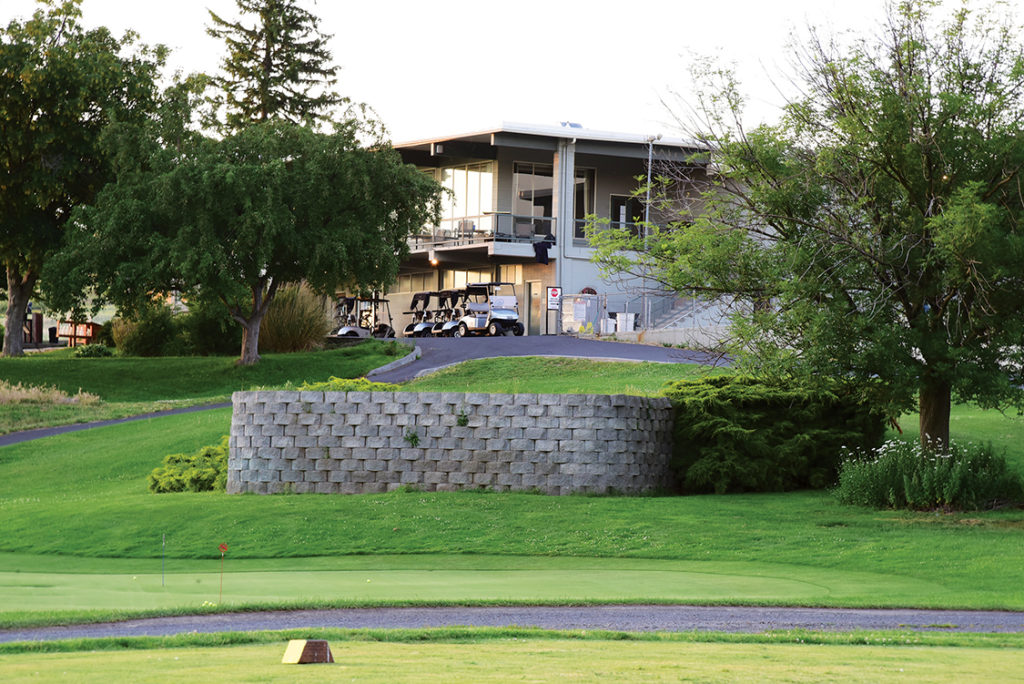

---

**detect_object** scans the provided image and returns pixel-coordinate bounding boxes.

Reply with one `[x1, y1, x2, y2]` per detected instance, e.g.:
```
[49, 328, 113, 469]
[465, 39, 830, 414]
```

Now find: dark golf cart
[452, 282, 524, 337]
[329, 296, 395, 338]
[431, 289, 464, 336]
[403, 291, 437, 337]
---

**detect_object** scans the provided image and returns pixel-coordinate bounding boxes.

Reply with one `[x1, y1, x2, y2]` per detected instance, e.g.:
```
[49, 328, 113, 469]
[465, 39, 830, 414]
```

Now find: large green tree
[207, 0, 342, 130]
[47, 110, 440, 365]
[590, 0, 1024, 448]
[0, 0, 161, 356]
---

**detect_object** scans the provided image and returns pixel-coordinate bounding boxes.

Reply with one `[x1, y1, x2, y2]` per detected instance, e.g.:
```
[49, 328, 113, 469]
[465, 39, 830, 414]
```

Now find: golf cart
[452, 282, 524, 337]
[431, 289, 463, 336]
[330, 295, 396, 338]
[403, 291, 436, 337]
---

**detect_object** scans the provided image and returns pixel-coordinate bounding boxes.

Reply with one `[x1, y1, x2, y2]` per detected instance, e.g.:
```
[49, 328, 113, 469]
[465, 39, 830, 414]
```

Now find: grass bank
[0, 405, 1022, 618]
[402, 356, 716, 395]
[0, 341, 408, 433]
[1, 356, 1022, 626]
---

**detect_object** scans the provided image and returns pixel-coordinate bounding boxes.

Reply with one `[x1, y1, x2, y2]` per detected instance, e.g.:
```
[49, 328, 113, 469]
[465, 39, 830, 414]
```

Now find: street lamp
[642, 134, 662, 330]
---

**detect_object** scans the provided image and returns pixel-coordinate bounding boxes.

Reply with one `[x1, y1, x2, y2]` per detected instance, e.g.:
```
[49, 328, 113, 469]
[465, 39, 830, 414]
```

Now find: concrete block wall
[228, 390, 673, 495]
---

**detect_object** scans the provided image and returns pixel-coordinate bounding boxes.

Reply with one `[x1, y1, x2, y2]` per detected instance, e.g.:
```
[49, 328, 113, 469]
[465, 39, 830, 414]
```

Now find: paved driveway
[370, 336, 726, 383]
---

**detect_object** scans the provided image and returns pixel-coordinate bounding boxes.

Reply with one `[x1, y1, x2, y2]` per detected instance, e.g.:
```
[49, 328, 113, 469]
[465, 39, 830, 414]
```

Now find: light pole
[642, 134, 661, 330]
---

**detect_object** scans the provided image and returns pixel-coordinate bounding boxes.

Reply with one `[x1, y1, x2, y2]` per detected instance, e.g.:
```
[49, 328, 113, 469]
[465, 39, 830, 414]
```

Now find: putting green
[0, 554, 951, 613]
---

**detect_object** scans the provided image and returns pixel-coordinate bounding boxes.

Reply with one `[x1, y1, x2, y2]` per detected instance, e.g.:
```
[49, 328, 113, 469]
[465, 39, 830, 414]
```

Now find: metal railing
[409, 215, 556, 250]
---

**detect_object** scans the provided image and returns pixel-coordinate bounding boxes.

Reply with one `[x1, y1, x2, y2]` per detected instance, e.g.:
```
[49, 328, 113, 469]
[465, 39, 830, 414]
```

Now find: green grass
[2, 632, 1023, 682]
[0, 355, 1022, 629]
[0, 403, 1023, 624]
[403, 356, 717, 395]
[0, 340, 408, 433]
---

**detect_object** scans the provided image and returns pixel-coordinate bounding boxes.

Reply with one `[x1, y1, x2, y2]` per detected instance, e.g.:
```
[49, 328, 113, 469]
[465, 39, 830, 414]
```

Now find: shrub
[178, 298, 243, 356]
[111, 301, 181, 357]
[297, 376, 398, 392]
[259, 283, 332, 353]
[148, 435, 229, 493]
[92, 322, 115, 347]
[834, 439, 1024, 511]
[663, 376, 885, 494]
[73, 344, 113, 358]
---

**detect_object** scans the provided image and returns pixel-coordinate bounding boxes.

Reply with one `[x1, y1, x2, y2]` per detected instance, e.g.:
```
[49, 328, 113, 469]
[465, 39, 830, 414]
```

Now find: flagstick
[162, 534, 165, 588]
[219, 550, 224, 604]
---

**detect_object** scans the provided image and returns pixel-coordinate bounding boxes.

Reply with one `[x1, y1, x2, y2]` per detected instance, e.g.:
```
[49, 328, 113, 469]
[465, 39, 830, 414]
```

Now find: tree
[207, 0, 343, 131]
[47, 111, 441, 365]
[0, 0, 162, 356]
[589, 0, 1024, 449]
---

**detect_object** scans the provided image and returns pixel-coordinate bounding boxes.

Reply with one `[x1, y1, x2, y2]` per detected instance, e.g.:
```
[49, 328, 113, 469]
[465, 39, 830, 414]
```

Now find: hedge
[663, 376, 885, 494]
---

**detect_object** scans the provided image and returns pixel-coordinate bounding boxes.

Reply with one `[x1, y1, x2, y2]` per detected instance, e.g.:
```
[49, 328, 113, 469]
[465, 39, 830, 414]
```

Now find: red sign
[219, 543, 228, 553]
[546, 287, 561, 311]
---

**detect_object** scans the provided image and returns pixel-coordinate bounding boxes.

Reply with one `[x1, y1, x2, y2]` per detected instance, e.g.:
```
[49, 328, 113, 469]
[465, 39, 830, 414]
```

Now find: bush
[297, 376, 398, 392]
[663, 376, 885, 494]
[259, 283, 332, 353]
[148, 435, 229, 493]
[835, 439, 1024, 511]
[73, 344, 112, 358]
[111, 301, 181, 356]
[92, 322, 115, 347]
[178, 298, 243, 356]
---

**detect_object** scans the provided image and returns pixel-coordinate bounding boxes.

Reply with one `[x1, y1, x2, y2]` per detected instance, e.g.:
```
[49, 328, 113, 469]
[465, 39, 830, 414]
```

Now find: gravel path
[3, 605, 1024, 643]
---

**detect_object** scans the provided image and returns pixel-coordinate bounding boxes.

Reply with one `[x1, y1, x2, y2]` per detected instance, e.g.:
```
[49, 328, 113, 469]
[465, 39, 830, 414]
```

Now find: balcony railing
[573, 219, 642, 247]
[409, 214, 556, 250]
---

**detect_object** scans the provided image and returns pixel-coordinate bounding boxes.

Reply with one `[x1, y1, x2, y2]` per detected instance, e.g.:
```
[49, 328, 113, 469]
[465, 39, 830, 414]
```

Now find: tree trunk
[3, 266, 37, 357]
[918, 376, 951, 451]
[238, 316, 262, 366]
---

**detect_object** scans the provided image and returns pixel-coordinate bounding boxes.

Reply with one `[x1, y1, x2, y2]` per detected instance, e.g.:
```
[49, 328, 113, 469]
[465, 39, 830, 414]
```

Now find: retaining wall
[228, 390, 674, 495]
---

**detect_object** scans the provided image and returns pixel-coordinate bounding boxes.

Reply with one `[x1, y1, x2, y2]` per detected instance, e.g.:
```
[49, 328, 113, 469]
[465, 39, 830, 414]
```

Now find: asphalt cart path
[370, 336, 725, 384]
[3, 605, 1024, 643]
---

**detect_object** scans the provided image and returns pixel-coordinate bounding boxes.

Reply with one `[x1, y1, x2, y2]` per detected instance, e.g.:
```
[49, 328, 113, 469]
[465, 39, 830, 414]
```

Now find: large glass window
[572, 168, 596, 243]
[435, 162, 495, 239]
[513, 162, 554, 218]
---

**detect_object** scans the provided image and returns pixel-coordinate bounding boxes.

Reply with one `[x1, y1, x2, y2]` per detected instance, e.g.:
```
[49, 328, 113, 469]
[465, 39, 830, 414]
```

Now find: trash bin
[48, 326, 58, 344]
[615, 312, 637, 332]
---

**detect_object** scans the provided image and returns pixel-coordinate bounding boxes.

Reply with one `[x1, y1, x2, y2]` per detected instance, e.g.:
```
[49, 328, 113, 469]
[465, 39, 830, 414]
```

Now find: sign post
[546, 287, 561, 335]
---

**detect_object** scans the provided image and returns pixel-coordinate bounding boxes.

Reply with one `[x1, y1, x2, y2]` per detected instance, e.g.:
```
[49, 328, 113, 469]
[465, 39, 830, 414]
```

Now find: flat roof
[394, 121, 703, 152]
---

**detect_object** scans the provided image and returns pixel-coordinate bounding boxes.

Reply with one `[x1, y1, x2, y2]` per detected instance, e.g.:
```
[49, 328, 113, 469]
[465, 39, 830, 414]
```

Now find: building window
[609, 194, 645, 237]
[435, 162, 495, 238]
[513, 162, 554, 219]
[572, 168, 596, 244]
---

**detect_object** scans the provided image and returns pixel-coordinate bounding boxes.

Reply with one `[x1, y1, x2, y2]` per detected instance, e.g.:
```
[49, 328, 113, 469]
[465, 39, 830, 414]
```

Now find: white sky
[3, 0, 992, 142]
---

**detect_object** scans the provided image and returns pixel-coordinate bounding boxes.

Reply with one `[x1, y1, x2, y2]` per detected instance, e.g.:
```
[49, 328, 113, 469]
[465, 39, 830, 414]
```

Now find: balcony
[409, 214, 556, 252]
[573, 219, 642, 248]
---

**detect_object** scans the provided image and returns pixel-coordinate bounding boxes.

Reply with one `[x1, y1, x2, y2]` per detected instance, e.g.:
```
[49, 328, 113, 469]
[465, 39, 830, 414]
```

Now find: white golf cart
[452, 282, 525, 337]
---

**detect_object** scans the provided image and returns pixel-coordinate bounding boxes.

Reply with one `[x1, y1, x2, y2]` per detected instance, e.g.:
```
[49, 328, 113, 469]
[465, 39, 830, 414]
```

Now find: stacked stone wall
[228, 391, 673, 495]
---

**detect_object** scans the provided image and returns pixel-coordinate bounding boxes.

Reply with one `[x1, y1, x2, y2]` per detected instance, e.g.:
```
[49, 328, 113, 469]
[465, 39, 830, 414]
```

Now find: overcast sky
[3, 0, 987, 142]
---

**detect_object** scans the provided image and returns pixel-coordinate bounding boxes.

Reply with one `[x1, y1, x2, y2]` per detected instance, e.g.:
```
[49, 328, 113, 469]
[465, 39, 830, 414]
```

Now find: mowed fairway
[2, 639, 1023, 683]
[0, 554, 941, 615]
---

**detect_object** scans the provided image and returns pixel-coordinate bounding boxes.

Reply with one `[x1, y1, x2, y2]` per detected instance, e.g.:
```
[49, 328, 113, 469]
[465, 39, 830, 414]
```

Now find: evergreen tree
[207, 0, 342, 130]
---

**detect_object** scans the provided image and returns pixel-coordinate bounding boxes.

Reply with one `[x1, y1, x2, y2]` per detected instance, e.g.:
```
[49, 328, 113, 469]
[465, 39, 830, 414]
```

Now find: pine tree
[207, 0, 342, 130]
